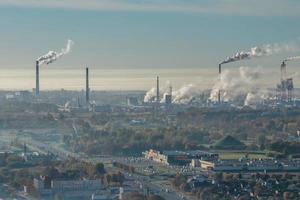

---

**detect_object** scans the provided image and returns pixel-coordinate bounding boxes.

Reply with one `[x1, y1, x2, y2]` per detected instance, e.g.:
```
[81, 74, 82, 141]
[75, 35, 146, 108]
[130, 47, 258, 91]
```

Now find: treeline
[103, 172, 125, 186]
[63, 108, 300, 156]
[50, 159, 106, 179]
[67, 123, 209, 156]
[267, 140, 300, 156]
[177, 108, 300, 140]
[123, 192, 165, 200]
[113, 162, 135, 173]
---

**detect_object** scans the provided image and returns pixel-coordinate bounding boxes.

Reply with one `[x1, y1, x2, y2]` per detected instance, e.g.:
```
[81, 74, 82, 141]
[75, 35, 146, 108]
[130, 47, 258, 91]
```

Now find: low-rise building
[143, 149, 218, 165]
[32, 175, 103, 199]
[197, 159, 300, 172]
[22, 152, 56, 163]
[144, 149, 168, 165]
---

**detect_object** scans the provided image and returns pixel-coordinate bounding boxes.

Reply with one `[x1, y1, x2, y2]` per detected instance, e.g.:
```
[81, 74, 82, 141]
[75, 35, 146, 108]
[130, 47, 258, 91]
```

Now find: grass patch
[218, 151, 268, 160]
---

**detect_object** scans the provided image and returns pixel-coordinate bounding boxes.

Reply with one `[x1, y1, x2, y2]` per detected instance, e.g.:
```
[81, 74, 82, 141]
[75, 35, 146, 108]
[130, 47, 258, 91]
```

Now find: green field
[218, 151, 268, 160]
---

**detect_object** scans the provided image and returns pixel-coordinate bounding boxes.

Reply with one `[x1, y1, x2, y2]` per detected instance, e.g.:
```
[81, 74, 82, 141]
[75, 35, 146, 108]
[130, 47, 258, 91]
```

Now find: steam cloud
[244, 91, 269, 106]
[144, 81, 171, 103]
[144, 67, 271, 106]
[209, 66, 268, 105]
[144, 87, 157, 102]
[172, 84, 200, 104]
[37, 40, 74, 65]
[144, 82, 201, 105]
[221, 43, 293, 65]
[284, 56, 300, 62]
[144, 40, 299, 105]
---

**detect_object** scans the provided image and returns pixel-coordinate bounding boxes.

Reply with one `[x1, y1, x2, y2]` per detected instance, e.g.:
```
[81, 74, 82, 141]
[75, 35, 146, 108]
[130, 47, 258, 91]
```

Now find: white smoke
[284, 56, 300, 62]
[37, 39, 74, 65]
[244, 90, 268, 107]
[144, 87, 157, 102]
[172, 84, 201, 104]
[221, 43, 293, 65]
[144, 81, 171, 103]
[209, 66, 267, 104]
[144, 82, 202, 104]
[160, 81, 172, 103]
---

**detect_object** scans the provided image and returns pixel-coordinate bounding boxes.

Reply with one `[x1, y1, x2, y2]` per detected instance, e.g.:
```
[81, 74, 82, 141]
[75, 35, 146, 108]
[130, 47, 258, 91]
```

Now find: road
[0, 131, 192, 200]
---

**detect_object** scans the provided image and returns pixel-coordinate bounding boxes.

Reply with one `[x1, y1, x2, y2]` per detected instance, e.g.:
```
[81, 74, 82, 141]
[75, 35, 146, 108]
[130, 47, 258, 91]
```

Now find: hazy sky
[0, 0, 300, 70]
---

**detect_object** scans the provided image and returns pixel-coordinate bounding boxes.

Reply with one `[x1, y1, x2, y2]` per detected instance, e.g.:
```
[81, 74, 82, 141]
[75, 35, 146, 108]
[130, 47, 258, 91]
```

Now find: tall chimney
[281, 61, 286, 81]
[36, 60, 39, 96]
[156, 76, 160, 104]
[86, 67, 90, 104]
[218, 64, 221, 103]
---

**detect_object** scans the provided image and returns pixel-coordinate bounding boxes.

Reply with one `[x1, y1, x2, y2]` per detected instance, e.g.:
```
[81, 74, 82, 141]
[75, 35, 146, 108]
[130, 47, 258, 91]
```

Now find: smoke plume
[244, 90, 269, 106]
[144, 80, 172, 103]
[144, 81, 202, 104]
[144, 87, 157, 102]
[172, 84, 201, 104]
[209, 66, 267, 104]
[37, 40, 74, 65]
[284, 56, 300, 62]
[221, 43, 293, 65]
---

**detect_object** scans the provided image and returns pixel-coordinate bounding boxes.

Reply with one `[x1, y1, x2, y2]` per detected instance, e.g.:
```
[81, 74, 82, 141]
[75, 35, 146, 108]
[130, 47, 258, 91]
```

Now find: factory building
[127, 97, 139, 106]
[91, 104, 112, 113]
[165, 94, 172, 105]
[165, 86, 173, 109]
[32, 175, 103, 199]
[86, 67, 90, 105]
[36, 60, 40, 96]
[276, 61, 294, 102]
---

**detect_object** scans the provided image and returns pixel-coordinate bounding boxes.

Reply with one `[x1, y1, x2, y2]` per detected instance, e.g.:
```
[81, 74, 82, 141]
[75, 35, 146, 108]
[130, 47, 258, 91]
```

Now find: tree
[172, 174, 186, 188]
[253, 182, 263, 196]
[223, 173, 234, 182]
[53, 193, 63, 200]
[147, 195, 165, 200]
[212, 172, 223, 182]
[238, 194, 251, 200]
[283, 191, 295, 200]
[123, 192, 146, 200]
[199, 188, 214, 200]
[257, 134, 266, 150]
[180, 182, 190, 192]
[95, 163, 105, 174]
[105, 174, 111, 185]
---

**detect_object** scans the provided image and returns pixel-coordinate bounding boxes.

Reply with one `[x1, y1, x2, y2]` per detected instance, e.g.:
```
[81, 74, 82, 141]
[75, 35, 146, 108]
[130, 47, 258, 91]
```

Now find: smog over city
[1, 1, 300, 200]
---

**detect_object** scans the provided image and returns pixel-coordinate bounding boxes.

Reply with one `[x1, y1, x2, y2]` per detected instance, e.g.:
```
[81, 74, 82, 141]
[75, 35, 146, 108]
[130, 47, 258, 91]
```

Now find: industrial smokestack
[281, 61, 286, 81]
[36, 61, 39, 96]
[165, 86, 172, 106]
[156, 76, 160, 104]
[86, 67, 90, 104]
[218, 64, 221, 103]
[35, 40, 74, 97]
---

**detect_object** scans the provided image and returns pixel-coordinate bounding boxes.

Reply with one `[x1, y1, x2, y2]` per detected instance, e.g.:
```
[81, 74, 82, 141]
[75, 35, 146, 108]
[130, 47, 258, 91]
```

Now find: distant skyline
[0, 67, 299, 91]
[0, 1, 300, 90]
[0, 0, 300, 70]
